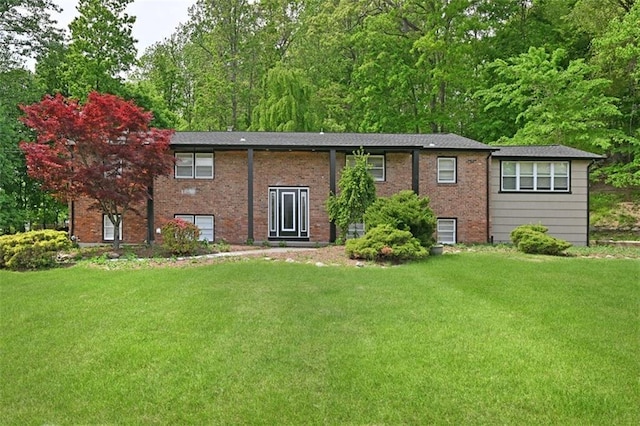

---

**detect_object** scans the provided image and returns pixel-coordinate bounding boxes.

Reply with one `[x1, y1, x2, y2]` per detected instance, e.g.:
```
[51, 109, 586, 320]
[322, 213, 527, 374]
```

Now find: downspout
[329, 149, 337, 243]
[486, 152, 492, 243]
[247, 148, 254, 243]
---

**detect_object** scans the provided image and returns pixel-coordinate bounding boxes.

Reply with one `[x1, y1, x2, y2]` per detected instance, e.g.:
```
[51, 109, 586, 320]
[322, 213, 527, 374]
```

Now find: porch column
[247, 148, 254, 242]
[412, 149, 420, 194]
[146, 184, 154, 243]
[329, 148, 336, 242]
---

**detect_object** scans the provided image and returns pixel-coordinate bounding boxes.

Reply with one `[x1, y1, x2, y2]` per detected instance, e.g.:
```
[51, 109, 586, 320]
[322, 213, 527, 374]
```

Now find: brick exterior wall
[71, 197, 147, 245]
[419, 151, 490, 243]
[72, 148, 490, 245]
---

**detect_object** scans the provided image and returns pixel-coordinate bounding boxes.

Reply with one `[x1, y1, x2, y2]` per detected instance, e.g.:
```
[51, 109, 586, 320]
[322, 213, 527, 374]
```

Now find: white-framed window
[437, 218, 456, 244]
[175, 152, 214, 179]
[175, 214, 215, 242]
[501, 161, 569, 192]
[346, 154, 385, 181]
[437, 157, 457, 183]
[103, 214, 122, 241]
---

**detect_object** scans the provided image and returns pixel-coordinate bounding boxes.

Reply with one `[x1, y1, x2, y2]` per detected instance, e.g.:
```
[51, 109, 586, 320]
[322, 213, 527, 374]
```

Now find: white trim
[501, 161, 570, 192]
[175, 152, 214, 179]
[174, 214, 215, 242]
[437, 218, 456, 244]
[103, 214, 122, 241]
[437, 157, 456, 183]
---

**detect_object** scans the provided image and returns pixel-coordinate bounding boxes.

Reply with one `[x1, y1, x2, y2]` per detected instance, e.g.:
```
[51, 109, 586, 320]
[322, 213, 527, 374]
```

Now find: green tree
[0, 0, 63, 70]
[590, 2, 640, 187]
[65, 0, 137, 97]
[0, 68, 65, 234]
[326, 149, 377, 242]
[252, 66, 318, 131]
[475, 47, 622, 152]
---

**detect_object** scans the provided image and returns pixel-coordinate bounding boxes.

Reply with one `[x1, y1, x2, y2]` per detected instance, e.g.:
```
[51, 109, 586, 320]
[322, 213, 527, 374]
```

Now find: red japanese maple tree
[20, 92, 175, 249]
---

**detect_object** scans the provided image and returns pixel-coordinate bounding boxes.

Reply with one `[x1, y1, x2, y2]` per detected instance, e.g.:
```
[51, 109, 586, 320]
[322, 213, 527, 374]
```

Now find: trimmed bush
[345, 224, 428, 262]
[363, 190, 436, 248]
[161, 219, 200, 255]
[510, 224, 571, 255]
[510, 224, 549, 245]
[0, 230, 72, 270]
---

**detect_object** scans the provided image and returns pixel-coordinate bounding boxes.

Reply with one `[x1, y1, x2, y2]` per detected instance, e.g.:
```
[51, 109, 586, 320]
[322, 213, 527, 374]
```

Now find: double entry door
[268, 187, 309, 239]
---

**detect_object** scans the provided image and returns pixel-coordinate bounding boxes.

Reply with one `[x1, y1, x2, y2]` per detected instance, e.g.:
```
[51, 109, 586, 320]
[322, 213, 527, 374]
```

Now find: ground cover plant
[1, 252, 638, 424]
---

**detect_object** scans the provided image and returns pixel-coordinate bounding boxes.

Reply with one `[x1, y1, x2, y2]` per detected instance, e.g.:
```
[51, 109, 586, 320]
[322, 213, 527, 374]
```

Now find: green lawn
[1, 252, 638, 424]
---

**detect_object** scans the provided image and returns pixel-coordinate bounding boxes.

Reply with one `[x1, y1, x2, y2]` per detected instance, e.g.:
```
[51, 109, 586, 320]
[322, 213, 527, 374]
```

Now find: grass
[1, 252, 638, 424]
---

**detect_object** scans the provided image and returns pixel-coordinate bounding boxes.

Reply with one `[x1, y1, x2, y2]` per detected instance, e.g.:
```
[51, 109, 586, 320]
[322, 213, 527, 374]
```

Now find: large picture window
[175, 152, 214, 179]
[175, 214, 215, 242]
[346, 154, 385, 181]
[501, 161, 569, 192]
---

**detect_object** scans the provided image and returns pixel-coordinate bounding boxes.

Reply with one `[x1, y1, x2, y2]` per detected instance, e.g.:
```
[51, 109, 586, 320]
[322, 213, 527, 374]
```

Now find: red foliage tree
[19, 92, 175, 249]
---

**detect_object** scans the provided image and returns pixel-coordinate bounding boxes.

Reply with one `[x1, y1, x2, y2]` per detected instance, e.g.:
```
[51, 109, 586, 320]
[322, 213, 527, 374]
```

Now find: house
[69, 132, 602, 247]
[490, 145, 603, 246]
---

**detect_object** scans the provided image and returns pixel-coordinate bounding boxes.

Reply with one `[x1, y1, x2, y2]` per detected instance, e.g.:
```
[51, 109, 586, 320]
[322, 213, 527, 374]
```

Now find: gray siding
[490, 160, 591, 246]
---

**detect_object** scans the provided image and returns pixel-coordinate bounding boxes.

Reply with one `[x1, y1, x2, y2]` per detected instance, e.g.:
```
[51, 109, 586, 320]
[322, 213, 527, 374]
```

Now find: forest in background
[1, 0, 638, 233]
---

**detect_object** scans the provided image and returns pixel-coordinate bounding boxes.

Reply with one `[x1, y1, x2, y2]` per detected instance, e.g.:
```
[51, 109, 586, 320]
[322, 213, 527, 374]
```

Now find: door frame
[268, 187, 309, 240]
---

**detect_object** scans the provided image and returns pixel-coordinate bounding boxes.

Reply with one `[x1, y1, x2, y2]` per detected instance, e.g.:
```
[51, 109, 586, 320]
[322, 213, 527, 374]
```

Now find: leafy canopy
[19, 92, 175, 248]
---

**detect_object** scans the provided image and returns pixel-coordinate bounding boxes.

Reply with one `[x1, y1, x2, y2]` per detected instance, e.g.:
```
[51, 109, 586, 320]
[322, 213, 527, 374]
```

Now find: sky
[52, 0, 196, 55]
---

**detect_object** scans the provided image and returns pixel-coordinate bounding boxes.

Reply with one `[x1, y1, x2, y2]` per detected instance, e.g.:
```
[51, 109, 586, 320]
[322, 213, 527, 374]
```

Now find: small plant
[0, 230, 72, 270]
[279, 240, 287, 248]
[261, 240, 272, 248]
[510, 224, 571, 255]
[216, 239, 231, 253]
[345, 224, 428, 262]
[161, 219, 201, 255]
[246, 238, 254, 246]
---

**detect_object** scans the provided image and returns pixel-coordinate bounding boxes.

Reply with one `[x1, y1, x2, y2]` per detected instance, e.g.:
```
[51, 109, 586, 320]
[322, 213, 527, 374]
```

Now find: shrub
[326, 149, 377, 241]
[510, 224, 549, 246]
[345, 224, 428, 262]
[364, 190, 436, 247]
[510, 224, 571, 255]
[0, 230, 72, 270]
[161, 219, 200, 255]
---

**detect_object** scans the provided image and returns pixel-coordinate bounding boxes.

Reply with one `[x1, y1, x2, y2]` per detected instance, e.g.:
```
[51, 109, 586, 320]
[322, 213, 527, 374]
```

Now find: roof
[491, 145, 604, 159]
[171, 131, 494, 151]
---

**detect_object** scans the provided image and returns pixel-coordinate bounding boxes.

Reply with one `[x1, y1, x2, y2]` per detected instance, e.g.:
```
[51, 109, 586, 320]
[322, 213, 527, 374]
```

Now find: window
[103, 215, 122, 241]
[347, 223, 365, 238]
[437, 157, 456, 183]
[437, 219, 456, 244]
[346, 154, 385, 181]
[501, 161, 569, 192]
[175, 152, 214, 179]
[175, 215, 215, 242]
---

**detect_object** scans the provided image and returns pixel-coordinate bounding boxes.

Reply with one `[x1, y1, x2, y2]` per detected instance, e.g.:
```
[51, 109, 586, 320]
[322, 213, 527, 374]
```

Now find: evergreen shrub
[0, 230, 72, 270]
[345, 224, 428, 262]
[364, 190, 436, 247]
[510, 224, 571, 255]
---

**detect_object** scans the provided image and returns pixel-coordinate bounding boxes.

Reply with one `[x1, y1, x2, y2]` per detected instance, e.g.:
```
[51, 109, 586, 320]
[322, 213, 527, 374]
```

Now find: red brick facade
[72, 147, 490, 245]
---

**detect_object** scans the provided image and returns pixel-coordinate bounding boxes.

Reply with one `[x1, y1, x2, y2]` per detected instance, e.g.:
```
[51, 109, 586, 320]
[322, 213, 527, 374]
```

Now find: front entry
[268, 187, 309, 239]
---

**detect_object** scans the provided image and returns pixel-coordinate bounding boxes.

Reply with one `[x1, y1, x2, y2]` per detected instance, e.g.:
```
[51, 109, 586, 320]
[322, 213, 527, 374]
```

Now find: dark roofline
[491, 144, 604, 159]
[170, 131, 495, 151]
